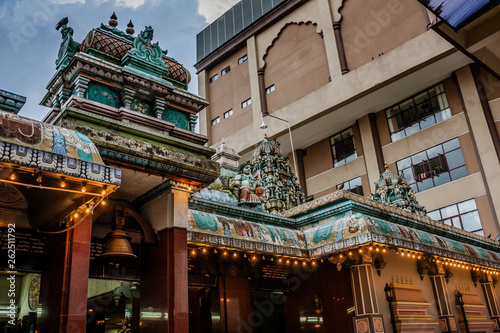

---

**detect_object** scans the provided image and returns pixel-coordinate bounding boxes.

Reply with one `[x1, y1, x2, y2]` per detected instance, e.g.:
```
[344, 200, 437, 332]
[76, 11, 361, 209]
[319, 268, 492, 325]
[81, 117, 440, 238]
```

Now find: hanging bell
[99, 217, 138, 266]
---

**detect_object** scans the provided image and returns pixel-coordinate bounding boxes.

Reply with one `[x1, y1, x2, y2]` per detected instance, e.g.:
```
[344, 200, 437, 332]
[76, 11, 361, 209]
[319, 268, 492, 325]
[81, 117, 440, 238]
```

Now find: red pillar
[141, 227, 188, 333]
[167, 228, 189, 332]
[40, 214, 93, 333]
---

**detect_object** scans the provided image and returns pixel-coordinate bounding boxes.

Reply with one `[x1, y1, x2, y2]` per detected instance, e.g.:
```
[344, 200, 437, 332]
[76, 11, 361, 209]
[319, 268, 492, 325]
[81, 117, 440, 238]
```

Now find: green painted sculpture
[129, 26, 167, 69]
[56, 25, 80, 69]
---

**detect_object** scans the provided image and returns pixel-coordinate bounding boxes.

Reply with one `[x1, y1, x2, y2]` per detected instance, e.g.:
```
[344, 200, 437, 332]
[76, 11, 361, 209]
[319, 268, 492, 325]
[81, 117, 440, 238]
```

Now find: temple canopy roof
[189, 185, 500, 269]
[0, 109, 120, 231]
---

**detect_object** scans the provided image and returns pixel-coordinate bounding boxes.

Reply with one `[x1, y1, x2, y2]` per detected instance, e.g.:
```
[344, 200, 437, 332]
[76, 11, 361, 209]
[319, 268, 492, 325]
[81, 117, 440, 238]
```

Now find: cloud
[115, 0, 145, 8]
[50, 0, 85, 4]
[197, 0, 236, 23]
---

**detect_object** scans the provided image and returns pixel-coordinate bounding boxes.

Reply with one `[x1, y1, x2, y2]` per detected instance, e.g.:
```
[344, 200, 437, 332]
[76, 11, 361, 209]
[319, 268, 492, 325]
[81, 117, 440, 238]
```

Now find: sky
[0, 0, 236, 120]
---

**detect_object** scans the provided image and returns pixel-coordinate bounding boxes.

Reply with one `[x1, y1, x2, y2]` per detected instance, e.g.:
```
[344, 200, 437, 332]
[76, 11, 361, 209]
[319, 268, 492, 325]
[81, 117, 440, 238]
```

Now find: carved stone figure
[234, 164, 264, 206]
[207, 175, 236, 196]
[56, 25, 80, 68]
[128, 26, 167, 69]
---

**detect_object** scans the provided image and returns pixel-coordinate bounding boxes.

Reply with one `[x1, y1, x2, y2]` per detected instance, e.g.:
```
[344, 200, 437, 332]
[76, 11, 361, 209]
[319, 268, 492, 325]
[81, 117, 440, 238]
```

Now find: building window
[396, 137, 467, 193]
[238, 54, 248, 64]
[241, 98, 251, 108]
[223, 109, 233, 118]
[330, 128, 357, 167]
[221, 66, 230, 76]
[209, 74, 218, 83]
[337, 176, 363, 195]
[427, 199, 483, 235]
[211, 117, 220, 125]
[265, 85, 275, 94]
[386, 83, 452, 142]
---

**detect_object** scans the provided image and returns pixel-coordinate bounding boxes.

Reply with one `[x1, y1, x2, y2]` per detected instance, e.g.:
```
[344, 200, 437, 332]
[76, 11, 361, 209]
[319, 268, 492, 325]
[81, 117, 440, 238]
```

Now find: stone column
[74, 76, 90, 98]
[154, 99, 166, 119]
[121, 88, 136, 109]
[58, 87, 72, 106]
[197, 70, 210, 140]
[140, 181, 192, 333]
[350, 264, 385, 333]
[188, 113, 198, 132]
[39, 214, 93, 333]
[317, 0, 342, 78]
[429, 274, 459, 332]
[358, 115, 384, 193]
[482, 281, 500, 332]
[246, 36, 264, 126]
[455, 65, 500, 233]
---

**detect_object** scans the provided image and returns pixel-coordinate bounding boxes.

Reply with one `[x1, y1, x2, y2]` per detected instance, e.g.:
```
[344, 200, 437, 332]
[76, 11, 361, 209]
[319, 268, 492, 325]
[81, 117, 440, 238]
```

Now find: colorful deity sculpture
[251, 135, 305, 213]
[234, 164, 265, 206]
[371, 163, 427, 216]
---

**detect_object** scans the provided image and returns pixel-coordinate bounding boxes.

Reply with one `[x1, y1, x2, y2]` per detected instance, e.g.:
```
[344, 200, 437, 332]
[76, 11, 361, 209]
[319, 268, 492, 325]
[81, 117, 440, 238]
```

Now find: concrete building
[195, 0, 500, 240]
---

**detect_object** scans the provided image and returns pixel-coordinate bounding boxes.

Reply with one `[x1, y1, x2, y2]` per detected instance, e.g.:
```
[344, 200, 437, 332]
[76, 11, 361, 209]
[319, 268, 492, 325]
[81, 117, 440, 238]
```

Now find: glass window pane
[461, 211, 482, 232]
[405, 123, 420, 136]
[427, 145, 443, 159]
[458, 199, 477, 214]
[401, 168, 414, 184]
[420, 115, 435, 130]
[435, 84, 445, 94]
[386, 106, 399, 117]
[427, 210, 441, 220]
[443, 138, 460, 152]
[443, 218, 452, 226]
[391, 131, 405, 142]
[474, 230, 485, 236]
[451, 216, 462, 228]
[417, 178, 433, 192]
[411, 152, 427, 165]
[450, 166, 468, 181]
[445, 149, 465, 170]
[397, 157, 411, 170]
[413, 92, 428, 105]
[433, 172, 450, 187]
[440, 205, 459, 219]
[350, 177, 362, 188]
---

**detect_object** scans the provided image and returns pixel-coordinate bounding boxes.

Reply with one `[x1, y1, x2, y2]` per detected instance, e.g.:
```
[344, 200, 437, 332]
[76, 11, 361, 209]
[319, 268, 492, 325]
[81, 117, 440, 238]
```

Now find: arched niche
[262, 21, 330, 113]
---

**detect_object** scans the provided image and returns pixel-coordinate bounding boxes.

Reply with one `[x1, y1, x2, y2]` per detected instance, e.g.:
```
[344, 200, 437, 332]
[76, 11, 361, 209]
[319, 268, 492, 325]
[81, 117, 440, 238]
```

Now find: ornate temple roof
[0, 110, 120, 184]
[80, 25, 190, 85]
[0, 89, 26, 115]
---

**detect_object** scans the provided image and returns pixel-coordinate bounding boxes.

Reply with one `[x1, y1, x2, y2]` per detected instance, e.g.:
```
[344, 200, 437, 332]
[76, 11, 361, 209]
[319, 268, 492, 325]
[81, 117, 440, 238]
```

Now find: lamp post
[384, 283, 398, 333]
[259, 113, 300, 186]
[457, 291, 470, 333]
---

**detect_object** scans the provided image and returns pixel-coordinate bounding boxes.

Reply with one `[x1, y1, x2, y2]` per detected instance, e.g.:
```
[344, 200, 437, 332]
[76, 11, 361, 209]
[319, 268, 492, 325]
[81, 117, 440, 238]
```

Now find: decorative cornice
[56, 105, 213, 155]
[189, 197, 297, 227]
[188, 231, 308, 257]
[285, 190, 500, 249]
[132, 179, 199, 207]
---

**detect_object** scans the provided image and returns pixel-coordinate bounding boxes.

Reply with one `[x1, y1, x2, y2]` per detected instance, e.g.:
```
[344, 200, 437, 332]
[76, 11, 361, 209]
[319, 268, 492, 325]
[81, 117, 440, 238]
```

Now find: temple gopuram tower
[38, 15, 218, 333]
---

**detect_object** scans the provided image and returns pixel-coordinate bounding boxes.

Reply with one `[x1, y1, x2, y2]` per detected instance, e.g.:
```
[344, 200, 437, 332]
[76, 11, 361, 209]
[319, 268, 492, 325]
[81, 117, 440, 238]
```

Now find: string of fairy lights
[188, 242, 500, 275]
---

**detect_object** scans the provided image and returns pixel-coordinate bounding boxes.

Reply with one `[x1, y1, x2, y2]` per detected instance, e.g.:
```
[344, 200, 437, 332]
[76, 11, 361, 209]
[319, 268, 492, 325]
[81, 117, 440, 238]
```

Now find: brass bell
[99, 217, 138, 265]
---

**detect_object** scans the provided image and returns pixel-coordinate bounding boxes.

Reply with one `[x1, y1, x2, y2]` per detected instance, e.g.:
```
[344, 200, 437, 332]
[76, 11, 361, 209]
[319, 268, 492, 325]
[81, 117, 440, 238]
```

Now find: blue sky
[0, 0, 235, 120]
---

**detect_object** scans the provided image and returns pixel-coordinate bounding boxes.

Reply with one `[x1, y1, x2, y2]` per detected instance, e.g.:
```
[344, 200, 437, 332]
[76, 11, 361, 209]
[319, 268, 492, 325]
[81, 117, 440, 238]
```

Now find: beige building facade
[195, 0, 500, 241]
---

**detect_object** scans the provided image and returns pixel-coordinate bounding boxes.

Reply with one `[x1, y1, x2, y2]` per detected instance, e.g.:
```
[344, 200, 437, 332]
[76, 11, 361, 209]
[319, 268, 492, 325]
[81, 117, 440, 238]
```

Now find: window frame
[329, 128, 357, 168]
[396, 137, 467, 193]
[223, 109, 233, 119]
[337, 176, 363, 196]
[238, 54, 248, 64]
[241, 98, 252, 108]
[209, 74, 218, 83]
[211, 116, 220, 126]
[428, 199, 483, 235]
[265, 84, 275, 94]
[385, 83, 451, 142]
